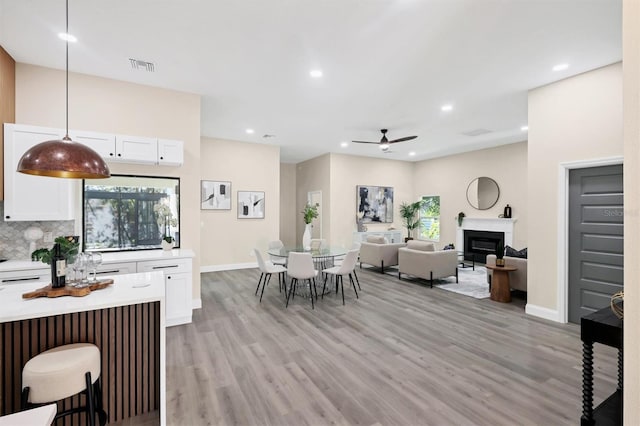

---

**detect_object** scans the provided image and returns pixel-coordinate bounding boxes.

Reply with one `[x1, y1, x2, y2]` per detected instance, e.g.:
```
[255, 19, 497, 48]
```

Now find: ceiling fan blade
[352, 140, 380, 144]
[389, 135, 417, 144]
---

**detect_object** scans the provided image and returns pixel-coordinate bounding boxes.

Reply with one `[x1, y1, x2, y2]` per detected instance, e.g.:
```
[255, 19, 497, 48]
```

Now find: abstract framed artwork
[237, 191, 265, 219]
[201, 180, 231, 210]
[356, 185, 394, 223]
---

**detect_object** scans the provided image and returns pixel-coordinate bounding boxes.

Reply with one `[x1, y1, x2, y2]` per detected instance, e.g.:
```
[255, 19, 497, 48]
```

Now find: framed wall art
[237, 191, 265, 219]
[201, 180, 231, 210]
[356, 185, 394, 223]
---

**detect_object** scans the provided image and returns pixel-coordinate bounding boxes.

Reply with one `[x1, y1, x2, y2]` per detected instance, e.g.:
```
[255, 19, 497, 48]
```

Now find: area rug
[435, 266, 490, 299]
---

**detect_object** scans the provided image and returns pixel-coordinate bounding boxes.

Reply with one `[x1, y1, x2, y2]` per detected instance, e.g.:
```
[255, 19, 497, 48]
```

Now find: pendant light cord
[64, 0, 69, 139]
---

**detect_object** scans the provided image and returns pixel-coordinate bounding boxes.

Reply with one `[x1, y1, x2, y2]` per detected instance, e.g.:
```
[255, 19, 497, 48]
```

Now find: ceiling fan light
[18, 137, 110, 179]
[380, 143, 390, 151]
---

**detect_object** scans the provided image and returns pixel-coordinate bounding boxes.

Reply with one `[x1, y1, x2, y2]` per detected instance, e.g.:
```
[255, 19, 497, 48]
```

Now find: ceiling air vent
[461, 128, 492, 137]
[129, 58, 155, 72]
[262, 134, 276, 139]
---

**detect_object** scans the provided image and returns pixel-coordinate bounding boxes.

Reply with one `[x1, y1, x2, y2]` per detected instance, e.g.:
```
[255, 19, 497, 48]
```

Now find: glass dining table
[266, 246, 347, 298]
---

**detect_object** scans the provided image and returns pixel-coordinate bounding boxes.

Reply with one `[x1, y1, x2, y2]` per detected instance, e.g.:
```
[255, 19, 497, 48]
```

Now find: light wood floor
[160, 267, 617, 426]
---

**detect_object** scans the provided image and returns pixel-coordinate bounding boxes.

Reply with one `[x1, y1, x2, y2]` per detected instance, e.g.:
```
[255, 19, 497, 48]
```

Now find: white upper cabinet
[69, 130, 116, 158]
[3, 124, 76, 221]
[157, 139, 184, 166]
[115, 135, 158, 164]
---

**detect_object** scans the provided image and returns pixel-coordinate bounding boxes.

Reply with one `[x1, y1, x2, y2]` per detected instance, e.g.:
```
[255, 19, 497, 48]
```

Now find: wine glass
[90, 252, 103, 283]
[75, 253, 89, 288]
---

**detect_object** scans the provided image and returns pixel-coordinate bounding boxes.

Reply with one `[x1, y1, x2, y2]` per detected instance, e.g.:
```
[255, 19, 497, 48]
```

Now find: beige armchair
[359, 235, 406, 273]
[486, 255, 527, 292]
[398, 241, 458, 287]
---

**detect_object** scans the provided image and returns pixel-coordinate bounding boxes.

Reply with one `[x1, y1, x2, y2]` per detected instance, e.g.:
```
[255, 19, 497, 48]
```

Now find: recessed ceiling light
[310, 69, 323, 78]
[552, 63, 569, 72]
[521, 125, 529, 131]
[409, 152, 416, 157]
[441, 104, 453, 112]
[58, 32, 77, 43]
[245, 129, 254, 134]
[340, 142, 349, 148]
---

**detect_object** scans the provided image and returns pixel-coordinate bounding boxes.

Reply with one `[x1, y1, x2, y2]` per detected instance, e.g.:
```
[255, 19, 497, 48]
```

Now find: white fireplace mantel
[455, 218, 516, 251]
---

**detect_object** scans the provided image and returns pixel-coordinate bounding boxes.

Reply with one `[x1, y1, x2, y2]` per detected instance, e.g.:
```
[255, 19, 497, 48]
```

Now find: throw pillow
[406, 240, 435, 251]
[505, 245, 527, 259]
[366, 235, 385, 244]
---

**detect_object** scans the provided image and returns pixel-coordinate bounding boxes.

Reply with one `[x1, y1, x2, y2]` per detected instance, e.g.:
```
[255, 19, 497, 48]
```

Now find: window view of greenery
[419, 195, 440, 241]
[84, 175, 180, 251]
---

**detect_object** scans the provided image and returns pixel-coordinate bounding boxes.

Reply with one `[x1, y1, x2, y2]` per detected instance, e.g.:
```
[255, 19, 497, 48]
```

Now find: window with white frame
[419, 195, 440, 241]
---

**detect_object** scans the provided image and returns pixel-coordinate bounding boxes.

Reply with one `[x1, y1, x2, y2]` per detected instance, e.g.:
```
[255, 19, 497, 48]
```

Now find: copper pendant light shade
[17, 0, 110, 179]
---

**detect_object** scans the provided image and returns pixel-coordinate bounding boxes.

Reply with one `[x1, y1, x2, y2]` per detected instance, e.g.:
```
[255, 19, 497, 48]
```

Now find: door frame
[557, 156, 623, 323]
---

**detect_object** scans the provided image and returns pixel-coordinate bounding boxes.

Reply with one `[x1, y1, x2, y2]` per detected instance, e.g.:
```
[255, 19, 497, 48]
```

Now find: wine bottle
[50, 243, 67, 288]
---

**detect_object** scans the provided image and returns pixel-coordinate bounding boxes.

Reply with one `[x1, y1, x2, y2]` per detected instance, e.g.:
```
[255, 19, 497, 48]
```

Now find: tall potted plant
[301, 203, 319, 250]
[399, 200, 423, 242]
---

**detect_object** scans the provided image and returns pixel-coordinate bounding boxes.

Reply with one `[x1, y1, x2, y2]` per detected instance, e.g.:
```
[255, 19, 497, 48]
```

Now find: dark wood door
[568, 165, 623, 324]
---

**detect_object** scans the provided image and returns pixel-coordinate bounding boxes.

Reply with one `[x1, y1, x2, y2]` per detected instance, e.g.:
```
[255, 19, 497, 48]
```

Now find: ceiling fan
[352, 129, 417, 151]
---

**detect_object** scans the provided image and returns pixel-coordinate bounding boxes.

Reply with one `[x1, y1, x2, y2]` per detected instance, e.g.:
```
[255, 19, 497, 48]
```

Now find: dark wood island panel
[0, 302, 161, 425]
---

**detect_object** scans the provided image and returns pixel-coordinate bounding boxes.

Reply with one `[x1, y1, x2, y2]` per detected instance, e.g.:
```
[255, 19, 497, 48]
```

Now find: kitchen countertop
[0, 271, 165, 323]
[0, 248, 195, 273]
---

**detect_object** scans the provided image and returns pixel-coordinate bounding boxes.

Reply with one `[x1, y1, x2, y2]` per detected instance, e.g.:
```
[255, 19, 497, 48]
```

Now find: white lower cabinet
[0, 268, 50, 285]
[136, 257, 193, 327]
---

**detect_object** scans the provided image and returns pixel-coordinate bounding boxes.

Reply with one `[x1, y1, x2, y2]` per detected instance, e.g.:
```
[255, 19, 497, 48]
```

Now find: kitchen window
[419, 195, 440, 241]
[83, 175, 180, 251]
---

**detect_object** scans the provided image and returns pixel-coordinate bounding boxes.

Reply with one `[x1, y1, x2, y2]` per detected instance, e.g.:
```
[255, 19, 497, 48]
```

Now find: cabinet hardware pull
[152, 265, 179, 270]
[2, 276, 43, 283]
[97, 270, 120, 275]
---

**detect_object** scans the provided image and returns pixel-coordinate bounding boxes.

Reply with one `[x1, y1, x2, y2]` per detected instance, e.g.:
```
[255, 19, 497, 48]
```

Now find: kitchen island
[0, 271, 166, 425]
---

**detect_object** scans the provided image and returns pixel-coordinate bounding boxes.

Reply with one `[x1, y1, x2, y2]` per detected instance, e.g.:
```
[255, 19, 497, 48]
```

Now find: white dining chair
[286, 252, 318, 309]
[322, 249, 360, 305]
[334, 242, 361, 290]
[268, 240, 287, 266]
[254, 249, 287, 303]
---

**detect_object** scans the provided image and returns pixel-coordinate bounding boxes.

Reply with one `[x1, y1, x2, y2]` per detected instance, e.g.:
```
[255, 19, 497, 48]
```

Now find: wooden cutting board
[22, 279, 114, 299]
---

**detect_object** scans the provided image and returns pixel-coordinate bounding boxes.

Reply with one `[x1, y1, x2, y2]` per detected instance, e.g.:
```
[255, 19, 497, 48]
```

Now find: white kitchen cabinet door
[3, 124, 77, 221]
[136, 257, 192, 326]
[114, 135, 157, 164]
[157, 139, 184, 166]
[70, 130, 116, 159]
[164, 272, 192, 326]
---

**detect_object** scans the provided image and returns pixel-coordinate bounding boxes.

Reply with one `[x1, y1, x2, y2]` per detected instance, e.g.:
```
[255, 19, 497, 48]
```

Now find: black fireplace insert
[463, 230, 505, 263]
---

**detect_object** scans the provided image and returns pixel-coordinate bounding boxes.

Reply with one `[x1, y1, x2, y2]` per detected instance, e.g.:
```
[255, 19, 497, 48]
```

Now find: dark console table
[581, 305, 623, 425]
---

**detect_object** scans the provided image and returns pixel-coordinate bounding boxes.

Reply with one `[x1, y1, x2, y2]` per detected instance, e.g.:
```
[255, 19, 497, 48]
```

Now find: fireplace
[463, 230, 504, 263]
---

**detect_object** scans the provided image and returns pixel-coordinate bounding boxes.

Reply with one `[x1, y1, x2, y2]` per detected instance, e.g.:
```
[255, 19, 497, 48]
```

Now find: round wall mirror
[466, 177, 500, 210]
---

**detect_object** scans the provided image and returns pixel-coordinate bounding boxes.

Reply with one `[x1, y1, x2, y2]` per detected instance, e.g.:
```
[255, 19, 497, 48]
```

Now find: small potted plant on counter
[154, 201, 178, 250]
[31, 236, 80, 265]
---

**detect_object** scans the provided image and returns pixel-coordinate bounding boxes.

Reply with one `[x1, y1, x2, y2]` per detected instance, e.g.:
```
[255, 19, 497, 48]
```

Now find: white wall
[200, 137, 280, 269]
[527, 63, 623, 316]
[279, 163, 297, 246]
[413, 142, 528, 250]
[329, 153, 414, 248]
[15, 63, 202, 300]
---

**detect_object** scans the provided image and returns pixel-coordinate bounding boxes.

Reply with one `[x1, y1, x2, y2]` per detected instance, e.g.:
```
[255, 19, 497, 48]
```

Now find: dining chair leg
[340, 275, 345, 305]
[259, 273, 271, 302]
[286, 278, 296, 308]
[322, 275, 328, 299]
[281, 272, 287, 296]
[353, 270, 361, 290]
[278, 273, 281, 292]
[308, 279, 315, 309]
[349, 274, 359, 299]
[255, 273, 264, 295]
[292, 278, 297, 300]
[313, 278, 319, 300]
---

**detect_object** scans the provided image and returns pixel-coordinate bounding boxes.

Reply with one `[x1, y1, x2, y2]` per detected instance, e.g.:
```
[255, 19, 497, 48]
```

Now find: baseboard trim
[200, 262, 257, 273]
[192, 298, 202, 309]
[525, 303, 563, 323]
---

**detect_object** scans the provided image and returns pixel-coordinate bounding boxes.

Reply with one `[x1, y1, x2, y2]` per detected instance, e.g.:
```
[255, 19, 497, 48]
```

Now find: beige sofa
[398, 241, 458, 287]
[485, 254, 527, 292]
[359, 235, 406, 273]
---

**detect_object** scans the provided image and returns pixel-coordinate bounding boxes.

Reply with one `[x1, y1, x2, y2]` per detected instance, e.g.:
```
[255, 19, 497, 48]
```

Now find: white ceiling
[0, 0, 622, 163]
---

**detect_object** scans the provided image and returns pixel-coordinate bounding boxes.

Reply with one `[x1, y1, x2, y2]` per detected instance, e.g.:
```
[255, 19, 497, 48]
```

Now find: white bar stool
[21, 343, 107, 426]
